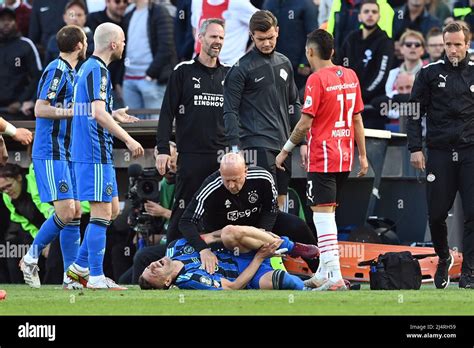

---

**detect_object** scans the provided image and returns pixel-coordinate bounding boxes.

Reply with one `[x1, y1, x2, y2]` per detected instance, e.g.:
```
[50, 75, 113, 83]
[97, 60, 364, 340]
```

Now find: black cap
[0, 7, 16, 20]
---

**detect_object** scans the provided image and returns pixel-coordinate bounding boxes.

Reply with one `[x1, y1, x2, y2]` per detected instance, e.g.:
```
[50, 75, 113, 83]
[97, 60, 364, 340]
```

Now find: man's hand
[125, 138, 144, 159]
[357, 155, 369, 177]
[410, 151, 425, 170]
[300, 144, 308, 168]
[156, 154, 171, 175]
[12, 128, 33, 145]
[21, 101, 35, 117]
[276, 150, 289, 170]
[113, 107, 140, 123]
[200, 248, 218, 274]
[0, 137, 8, 165]
[255, 240, 283, 260]
[144, 200, 167, 217]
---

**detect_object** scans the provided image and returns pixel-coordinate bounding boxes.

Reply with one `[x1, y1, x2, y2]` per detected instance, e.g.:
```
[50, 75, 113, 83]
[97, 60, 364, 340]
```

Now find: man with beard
[66, 23, 144, 290]
[408, 22, 474, 289]
[20, 25, 89, 289]
[0, 7, 42, 119]
[156, 19, 230, 255]
[336, 0, 393, 107]
[223, 10, 312, 222]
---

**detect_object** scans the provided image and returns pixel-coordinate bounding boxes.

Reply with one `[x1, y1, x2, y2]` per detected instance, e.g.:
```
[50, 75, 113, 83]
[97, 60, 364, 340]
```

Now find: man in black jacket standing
[156, 18, 229, 245]
[336, 0, 393, 107]
[121, 0, 176, 119]
[408, 21, 474, 289]
[223, 10, 303, 210]
[0, 7, 42, 119]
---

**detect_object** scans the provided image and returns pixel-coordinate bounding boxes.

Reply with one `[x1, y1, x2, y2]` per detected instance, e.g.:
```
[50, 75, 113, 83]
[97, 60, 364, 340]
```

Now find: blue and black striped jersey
[166, 238, 240, 290]
[32, 57, 75, 160]
[71, 55, 114, 164]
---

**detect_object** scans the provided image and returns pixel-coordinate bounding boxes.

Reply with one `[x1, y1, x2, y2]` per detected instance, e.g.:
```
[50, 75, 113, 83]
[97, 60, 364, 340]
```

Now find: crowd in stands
[0, 0, 473, 284]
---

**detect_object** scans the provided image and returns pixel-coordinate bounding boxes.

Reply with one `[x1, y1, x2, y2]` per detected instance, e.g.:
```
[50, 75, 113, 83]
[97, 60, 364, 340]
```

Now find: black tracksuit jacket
[408, 54, 474, 152]
[178, 166, 279, 252]
[156, 57, 230, 156]
[223, 47, 301, 152]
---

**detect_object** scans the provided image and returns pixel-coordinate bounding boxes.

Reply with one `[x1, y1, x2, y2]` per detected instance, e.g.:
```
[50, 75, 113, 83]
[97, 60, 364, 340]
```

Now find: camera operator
[112, 144, 176, 283]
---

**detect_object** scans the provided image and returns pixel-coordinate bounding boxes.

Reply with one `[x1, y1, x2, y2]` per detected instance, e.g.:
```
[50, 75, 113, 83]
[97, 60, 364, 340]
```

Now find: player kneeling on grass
[139, 225, 319, 290]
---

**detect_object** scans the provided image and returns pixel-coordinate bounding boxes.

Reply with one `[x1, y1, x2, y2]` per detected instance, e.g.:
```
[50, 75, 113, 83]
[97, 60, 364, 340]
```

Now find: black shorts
[306, 172, 350, 206]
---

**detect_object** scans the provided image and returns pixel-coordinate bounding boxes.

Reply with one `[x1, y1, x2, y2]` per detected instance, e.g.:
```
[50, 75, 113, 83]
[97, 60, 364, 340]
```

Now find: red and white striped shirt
[302, 66, 363, 173]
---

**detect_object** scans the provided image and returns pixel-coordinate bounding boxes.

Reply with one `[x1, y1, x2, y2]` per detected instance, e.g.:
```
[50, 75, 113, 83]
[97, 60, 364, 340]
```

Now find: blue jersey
[166, 239, 240, 290]
[71, 56, 114, 164]
[32, 57, 75, 160]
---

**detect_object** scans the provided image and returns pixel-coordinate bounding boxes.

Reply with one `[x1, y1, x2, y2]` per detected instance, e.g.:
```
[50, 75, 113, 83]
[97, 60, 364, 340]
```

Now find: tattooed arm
[276, 113, 313, 170]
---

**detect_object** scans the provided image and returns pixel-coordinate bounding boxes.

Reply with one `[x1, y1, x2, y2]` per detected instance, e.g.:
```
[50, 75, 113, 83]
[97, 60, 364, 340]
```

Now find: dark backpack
[359, 251, 436, 290]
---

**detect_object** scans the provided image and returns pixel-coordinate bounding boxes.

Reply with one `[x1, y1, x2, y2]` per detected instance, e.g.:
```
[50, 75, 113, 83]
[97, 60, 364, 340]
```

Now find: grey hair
[199, 18, 225, 36]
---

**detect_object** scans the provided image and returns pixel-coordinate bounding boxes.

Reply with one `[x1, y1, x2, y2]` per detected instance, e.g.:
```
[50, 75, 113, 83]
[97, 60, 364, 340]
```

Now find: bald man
[66, 22, 144, 290]
[394, 72, 415, 95]
[179, 153, 319, 274]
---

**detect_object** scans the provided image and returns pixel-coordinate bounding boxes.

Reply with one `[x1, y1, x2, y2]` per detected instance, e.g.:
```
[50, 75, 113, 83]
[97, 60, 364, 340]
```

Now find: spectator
[86, 0, 128, 32]
[28, 0, 69, 53]
[370, 71, 415, 130]
[191, 0, 258, 65]
[0, 7, 42, 120]
[263, 0, 319, 90]
[453, 0, 474, 37]
[327, 0, 394, 52]
[392, 0, 441, 42]
[385, 29, 425, 98]
[426, 0, 452, 23]
[174, 0, 194, 61]
[425, 27, 444, 63]
[44, 0, 94, 65]
[122, 0, 176, 119]
[1, 0, 32, 37]
[336, 0, 393, 105]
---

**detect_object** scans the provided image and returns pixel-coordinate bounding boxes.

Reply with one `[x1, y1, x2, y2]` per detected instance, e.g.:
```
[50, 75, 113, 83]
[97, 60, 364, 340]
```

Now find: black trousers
[166, 153, 220, 244]
[426, 147, 474, 274]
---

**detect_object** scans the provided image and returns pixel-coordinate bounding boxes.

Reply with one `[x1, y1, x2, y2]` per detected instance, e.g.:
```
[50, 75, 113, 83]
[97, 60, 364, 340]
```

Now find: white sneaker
[20, 259, 41, 288]
[66, 264, 90, 287]
[87, 277, 128, 290]
[312, 278, 347, 291]
[304, 276, 328, 288]
[63, 277, 84, 290]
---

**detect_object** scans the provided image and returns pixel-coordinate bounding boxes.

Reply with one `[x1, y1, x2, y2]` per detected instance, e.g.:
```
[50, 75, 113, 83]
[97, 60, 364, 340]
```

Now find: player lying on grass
[139, 225, 320, 290]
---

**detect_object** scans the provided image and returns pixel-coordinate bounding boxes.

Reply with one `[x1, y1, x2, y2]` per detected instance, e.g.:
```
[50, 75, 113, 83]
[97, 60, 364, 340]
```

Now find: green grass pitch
[0, 284, 473, 315]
